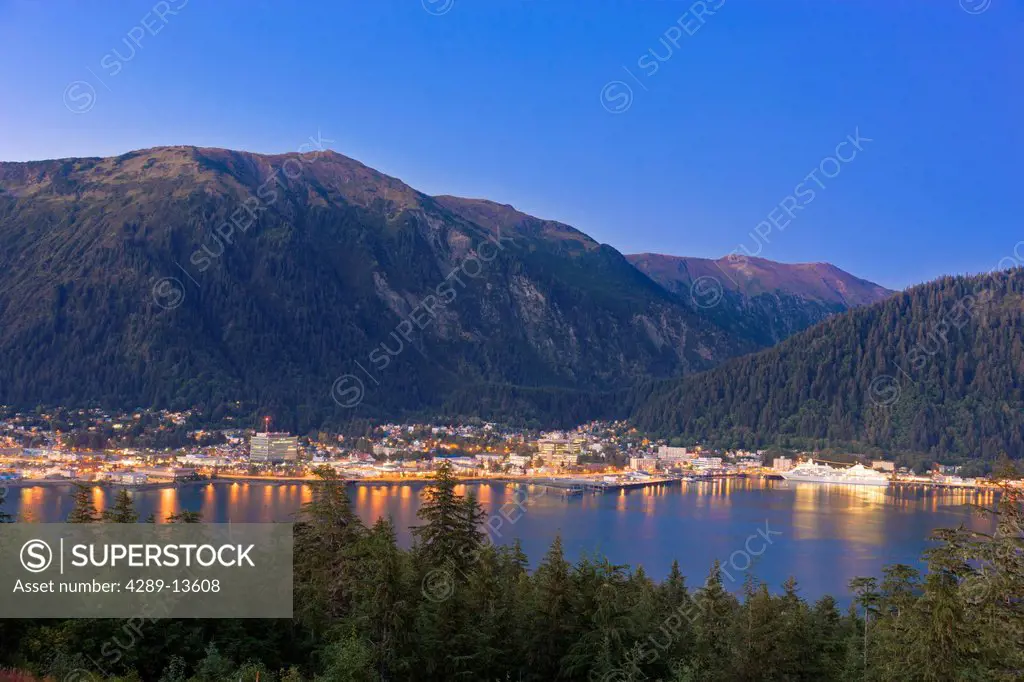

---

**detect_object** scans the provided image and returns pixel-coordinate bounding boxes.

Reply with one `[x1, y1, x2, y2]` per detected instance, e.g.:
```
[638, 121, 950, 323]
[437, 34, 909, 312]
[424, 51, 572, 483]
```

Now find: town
[0, 406, 1003, 492]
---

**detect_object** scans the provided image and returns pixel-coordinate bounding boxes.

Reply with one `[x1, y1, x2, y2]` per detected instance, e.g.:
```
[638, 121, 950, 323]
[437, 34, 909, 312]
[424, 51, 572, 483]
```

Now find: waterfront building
[508, 454, 531, 468]
[773, 457, 795, 472]
[629, 456, 659, 472]
[658, 445, 694, 462]
[692, 457, 723, 469]
[933, 473, 974, 486]
[250, 432, 299, 463]
[872, 460, 895, 472]
[110, 472, 148, 485]
[135, 467, 197, 481]
[434, 456, 478, 472]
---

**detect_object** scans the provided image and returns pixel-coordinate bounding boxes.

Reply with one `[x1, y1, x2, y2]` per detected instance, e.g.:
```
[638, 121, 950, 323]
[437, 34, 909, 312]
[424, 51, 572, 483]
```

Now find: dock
[517, 475, 680, 496]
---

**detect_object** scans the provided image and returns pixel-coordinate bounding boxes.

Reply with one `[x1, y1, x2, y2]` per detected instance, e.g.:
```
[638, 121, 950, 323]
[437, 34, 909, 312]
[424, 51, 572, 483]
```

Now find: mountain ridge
[627, 252, 895, 347]
[627, 253, 894, 305]
[0, 145, 748, 429]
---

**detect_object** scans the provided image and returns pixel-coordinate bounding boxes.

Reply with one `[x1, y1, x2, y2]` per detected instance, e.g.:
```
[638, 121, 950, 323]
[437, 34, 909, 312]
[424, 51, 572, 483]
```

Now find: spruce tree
[455, 544, 510, 679]
[407, 464, 488, 680]
[775, 577, 814, 679]
[561, 558, 632, 681]
[294, 465, 366, 632]
[103, 489, 139, 523]
[66, 484, 99, 523]
[651, 559, 695, 675]
[527, 535, 574, 680]
[735, 580, 780, 680]
[809, 595, 847, 681]
[691, 561, 738, 682]
[849, 576, 880, 678]
[412, 460, 475, 572]
[352, 517, 411, 680]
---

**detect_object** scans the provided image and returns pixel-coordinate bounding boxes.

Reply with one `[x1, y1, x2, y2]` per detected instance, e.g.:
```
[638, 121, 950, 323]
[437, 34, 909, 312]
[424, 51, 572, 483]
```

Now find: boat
[780, 461, 889, 487]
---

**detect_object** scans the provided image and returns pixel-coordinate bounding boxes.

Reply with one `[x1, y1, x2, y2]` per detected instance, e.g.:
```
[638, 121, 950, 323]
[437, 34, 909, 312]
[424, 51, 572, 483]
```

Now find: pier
[516, 475, 680, 496]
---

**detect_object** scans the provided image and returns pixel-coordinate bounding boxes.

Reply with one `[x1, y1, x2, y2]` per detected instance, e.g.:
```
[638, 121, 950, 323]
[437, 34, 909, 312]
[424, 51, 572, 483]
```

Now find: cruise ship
[780, 461, 890, 487]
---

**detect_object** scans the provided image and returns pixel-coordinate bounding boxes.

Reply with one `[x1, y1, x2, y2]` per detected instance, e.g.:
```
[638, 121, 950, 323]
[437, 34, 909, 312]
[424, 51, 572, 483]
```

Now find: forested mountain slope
[0, 146, 748, 429]
[631, 269, 1024, 461]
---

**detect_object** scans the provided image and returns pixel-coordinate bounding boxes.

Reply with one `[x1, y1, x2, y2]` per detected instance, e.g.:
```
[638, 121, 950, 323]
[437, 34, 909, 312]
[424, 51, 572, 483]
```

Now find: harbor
[512, 474, 685, 496]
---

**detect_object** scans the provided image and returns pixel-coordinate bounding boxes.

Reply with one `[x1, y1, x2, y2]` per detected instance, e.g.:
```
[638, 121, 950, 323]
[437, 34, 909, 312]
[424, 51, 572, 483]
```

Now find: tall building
[250, 432, 298, 463]
[535, 437, 582, 467]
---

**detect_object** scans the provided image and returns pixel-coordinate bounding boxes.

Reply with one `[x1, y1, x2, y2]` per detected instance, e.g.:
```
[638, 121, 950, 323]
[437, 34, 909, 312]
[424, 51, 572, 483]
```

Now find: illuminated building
[249, 432, 299, 463]
[629, 456, 659, 472]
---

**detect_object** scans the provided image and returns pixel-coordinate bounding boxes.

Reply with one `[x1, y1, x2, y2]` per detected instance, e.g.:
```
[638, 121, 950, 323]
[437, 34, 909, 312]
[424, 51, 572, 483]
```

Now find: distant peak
[626, 252, 894, 305]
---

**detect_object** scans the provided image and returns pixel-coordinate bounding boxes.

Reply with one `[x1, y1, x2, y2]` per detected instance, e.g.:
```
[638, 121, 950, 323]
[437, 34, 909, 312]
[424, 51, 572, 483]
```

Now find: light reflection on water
[3, 478, 997, 600]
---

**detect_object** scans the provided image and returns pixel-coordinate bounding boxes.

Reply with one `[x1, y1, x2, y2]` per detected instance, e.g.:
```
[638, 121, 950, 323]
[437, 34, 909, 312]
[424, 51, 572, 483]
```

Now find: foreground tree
[526, 535, 575, 681]
[350, 517, 412, 680]
[411, 460, 484, 576]
[293, 466, 366, 634]
[920, 461, 1024, 679]
[166, 510, 202, 523]
[102, 489, 138, 523]
[66, 484, 99, 523]
[690, 562, 739, 682]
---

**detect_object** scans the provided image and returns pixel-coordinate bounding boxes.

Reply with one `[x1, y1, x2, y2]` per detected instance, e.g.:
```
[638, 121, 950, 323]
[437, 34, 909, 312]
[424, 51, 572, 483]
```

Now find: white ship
[780, 461, 889, 487]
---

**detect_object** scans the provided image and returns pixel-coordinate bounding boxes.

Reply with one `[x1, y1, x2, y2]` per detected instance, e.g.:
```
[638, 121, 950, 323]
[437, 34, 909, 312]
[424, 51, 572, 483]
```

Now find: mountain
[627, 253, 895, 346]
[629, 269, 1024, 462]
[0, 146, 751, 430]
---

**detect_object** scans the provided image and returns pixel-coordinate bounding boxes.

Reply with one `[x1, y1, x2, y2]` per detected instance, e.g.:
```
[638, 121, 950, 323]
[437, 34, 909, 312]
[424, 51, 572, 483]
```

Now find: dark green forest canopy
[630, 268, 1024, 463]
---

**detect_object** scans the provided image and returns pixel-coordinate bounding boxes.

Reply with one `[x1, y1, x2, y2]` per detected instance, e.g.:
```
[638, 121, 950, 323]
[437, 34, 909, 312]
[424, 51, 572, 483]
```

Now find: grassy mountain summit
[0, 146, 747, 428]
[628, 253, 894, 346]
[630, 268, 1024, 461]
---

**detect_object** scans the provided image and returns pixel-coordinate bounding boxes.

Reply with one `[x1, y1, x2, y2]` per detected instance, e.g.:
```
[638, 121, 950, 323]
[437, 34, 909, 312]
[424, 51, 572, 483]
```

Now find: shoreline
[1, 473, 1000, 494]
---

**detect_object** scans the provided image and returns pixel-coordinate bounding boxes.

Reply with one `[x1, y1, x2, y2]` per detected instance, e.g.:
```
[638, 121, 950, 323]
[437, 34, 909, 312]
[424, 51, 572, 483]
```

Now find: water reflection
[4, 478, 999, 601]
[157, 487, 177, 522]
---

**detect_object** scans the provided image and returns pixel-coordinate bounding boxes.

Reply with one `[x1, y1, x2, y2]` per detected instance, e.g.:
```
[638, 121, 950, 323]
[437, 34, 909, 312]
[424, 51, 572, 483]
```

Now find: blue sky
[1, 0, 1021, 289]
